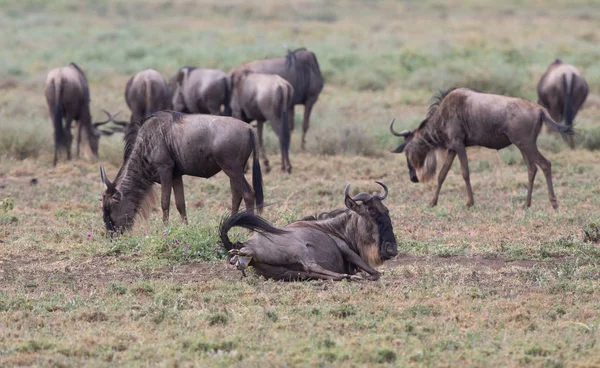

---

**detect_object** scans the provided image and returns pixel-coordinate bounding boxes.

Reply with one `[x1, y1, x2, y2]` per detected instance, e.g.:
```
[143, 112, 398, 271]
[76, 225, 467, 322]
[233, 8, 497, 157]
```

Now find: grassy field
[2, 0, 600, 366]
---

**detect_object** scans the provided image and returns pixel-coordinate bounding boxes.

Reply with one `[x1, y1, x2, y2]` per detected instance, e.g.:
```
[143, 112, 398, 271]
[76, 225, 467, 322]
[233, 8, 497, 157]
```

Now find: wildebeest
[45, 63, 123, 166]
[230, 47, 324, 150]
[537, 59, 588, 148]
[390, 88, 574, 209]
[100, 111, 264, 232]
[172, 67, 231, 116]
[230, 70, 293, 173]
[124, 69, 172, 123]
[220, 182, 398, 281]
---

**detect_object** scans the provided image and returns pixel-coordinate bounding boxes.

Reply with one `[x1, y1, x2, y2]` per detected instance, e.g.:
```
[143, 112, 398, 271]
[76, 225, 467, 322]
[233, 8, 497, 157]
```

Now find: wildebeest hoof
[428, 201, 438, 208]
[228, 248, 253, 271]
[552, 202, 559, 210]
[466, 202, 474, 208]
[349, 274, 366, 281]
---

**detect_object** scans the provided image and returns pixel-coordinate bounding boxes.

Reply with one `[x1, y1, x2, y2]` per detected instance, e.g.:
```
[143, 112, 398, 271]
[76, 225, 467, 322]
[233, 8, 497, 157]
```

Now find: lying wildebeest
[220, 182, 398, 281]
[390, 88, 574, 210]
[537, 59, 588, 148]
[230, 70, 293, 173]
[100, 111, 263, 232]
[45, 63, 124, 166]
[124, 69, 172, 123]
[172, 67, 231, 116]
[230, 47, 323, 150]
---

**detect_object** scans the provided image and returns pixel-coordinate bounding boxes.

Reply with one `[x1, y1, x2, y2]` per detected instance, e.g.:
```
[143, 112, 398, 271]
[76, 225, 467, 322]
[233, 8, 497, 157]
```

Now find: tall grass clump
[579, 127, 600, 151]
[0, 123, 51, 159]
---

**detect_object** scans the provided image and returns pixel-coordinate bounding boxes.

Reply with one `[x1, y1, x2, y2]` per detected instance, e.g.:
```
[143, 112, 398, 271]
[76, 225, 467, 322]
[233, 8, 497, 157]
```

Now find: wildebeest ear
[344, 196, 361, 213]
[391, 143, 406, 153]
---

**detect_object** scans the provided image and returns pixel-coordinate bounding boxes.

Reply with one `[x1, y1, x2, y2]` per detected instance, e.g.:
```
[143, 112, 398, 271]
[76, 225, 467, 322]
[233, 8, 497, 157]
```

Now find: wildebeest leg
[530, 147, 558, 210]
[301, 100, 316, 150]
[256, 121, 271, 173]
[517, 147, 537, 208]
[302, 262, 350, 281]
[75, 120, 83, 159]
[456, 146, 474, 207]
[228, 177, 244, 214]
[64, 118, 74, 161]
[335, 242, 380, 280]
[288, 106, 295, 132]
[430, 151, 456, 207]
[222, 168, 254, 213]
[172, 175, 187, 224]
[159, 170, 173, 223]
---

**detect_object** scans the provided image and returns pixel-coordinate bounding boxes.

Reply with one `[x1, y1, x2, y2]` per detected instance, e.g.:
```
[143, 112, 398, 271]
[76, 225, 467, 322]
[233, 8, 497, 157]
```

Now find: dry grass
[2, 0, 600, 366]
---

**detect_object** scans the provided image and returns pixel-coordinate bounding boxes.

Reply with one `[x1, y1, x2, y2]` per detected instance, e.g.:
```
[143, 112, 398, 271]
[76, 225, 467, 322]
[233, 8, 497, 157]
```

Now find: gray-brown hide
[230, 71, 293, 173]
[391, 88, 574, 209]
[100, 111, 264, 232]
[537, 59, 588, 148]
[172, 67, 231, 116]
[220, 182, 398, 281]
[124, 69, 172, 124]
[230, 48, 324, 150]
[44, 63, 122, 166]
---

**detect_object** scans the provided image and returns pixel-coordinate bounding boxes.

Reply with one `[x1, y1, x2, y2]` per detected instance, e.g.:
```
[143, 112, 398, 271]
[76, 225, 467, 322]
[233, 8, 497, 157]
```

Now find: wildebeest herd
[44, 50, 587, 281]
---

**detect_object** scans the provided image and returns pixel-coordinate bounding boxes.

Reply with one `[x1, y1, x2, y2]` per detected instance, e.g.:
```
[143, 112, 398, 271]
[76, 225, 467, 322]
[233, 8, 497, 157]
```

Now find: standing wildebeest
[45, 63, 122, 166]
[124, 69, 172, 123]
[390, 88, 574, 209]
[100, 111, 264, 232]
[172, 67, 231, 116]
[230, 47, 324, 150]
[537, 59, 588, 148]
[220, 182, 398, 281]
[230, 70, 293, 173]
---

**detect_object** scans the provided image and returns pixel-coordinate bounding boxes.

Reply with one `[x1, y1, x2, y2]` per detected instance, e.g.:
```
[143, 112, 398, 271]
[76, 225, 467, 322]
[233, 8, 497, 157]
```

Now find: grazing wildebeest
[124, 69, 172, 123]
[172, 67, 231, 116]
[220, 182, 398, 281]
[230, 47, 324, 150]
[537, 59, 588, 148]
[390, 88, 574, 209]
[100, 111, 263, 232]
[230, 70, 293, 173]
[45, 63, 122, 166]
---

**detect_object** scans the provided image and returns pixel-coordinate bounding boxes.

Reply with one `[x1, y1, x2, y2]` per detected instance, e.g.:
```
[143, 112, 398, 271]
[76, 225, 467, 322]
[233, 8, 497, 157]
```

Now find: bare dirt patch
[1, 251, 549, 291]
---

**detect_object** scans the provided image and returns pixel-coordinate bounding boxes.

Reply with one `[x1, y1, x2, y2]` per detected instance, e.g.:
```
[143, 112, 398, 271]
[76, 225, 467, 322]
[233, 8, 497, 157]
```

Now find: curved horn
[104, 109, 129, 126]
[373, 181, 388, 200]
[344, 183, 351, 199]
[94, 110, 129, 128]
[93, 110, 112, 128]
[389, 118, 411, 137]
[100, 166, 111, 189]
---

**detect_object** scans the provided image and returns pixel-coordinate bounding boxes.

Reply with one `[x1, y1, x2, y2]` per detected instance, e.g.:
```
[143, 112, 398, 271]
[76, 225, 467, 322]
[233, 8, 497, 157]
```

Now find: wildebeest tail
[249, 129, 264, 212]
[222, 77, 232, 116]
[52, 78, 66, 157]
[562, 73, 575, 126]
[541, 109, 575, 143]
[219, 211, 288, 250]
[277, 86, 291, 161]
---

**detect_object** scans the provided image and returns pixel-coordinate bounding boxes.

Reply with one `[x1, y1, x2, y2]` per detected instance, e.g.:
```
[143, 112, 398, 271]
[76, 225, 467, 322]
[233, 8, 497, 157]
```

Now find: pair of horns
[93, 110, 129, 133]
[389, 118, 411, 137]
[344, 181, 388, 203]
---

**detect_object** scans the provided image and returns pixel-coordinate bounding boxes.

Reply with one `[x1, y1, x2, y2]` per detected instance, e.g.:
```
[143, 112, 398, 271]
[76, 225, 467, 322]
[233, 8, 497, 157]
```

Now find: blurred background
[1, 0, 600, 164]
